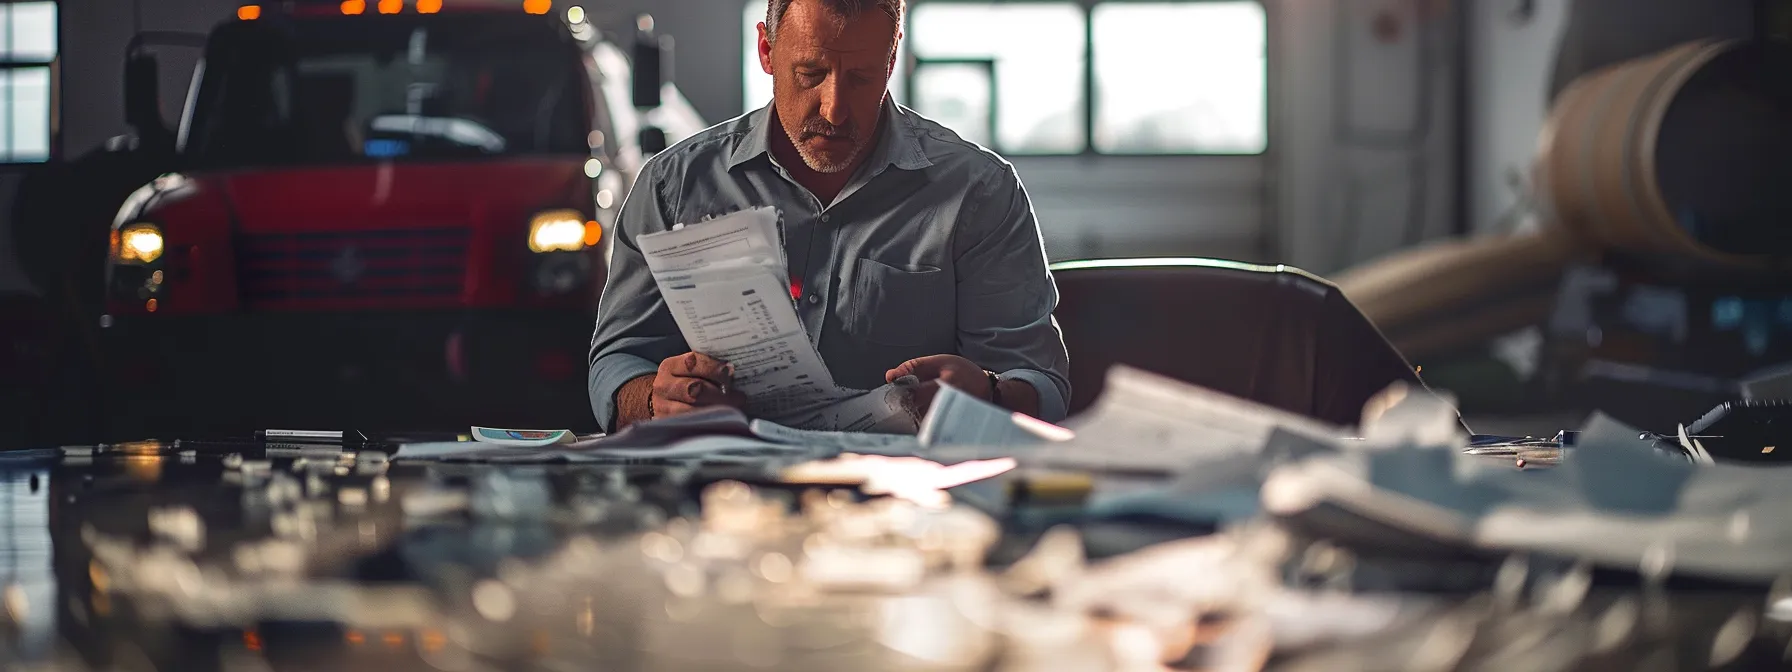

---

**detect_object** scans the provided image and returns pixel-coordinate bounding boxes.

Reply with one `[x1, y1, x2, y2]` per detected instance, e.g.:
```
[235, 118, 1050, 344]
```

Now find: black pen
[256, 429, 362, 444]
[256, 429, 469, 445]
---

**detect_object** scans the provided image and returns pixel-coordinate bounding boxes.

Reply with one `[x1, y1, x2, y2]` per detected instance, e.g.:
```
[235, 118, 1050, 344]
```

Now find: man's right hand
[649, 352, 744, 419]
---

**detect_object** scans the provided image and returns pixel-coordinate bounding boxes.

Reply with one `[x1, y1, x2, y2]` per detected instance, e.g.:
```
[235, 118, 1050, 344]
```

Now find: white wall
[1467, 0, 1568, 238]
[1018, 155, 1266, 263]
[1272, 0, 1462, 275]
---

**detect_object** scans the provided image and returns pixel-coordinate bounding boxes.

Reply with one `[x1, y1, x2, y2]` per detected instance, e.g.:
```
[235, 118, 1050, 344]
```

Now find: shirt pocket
[848, 258, 951, 348]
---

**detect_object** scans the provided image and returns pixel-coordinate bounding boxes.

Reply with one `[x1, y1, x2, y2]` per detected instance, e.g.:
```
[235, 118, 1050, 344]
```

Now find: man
[587, 0, 1069, 432]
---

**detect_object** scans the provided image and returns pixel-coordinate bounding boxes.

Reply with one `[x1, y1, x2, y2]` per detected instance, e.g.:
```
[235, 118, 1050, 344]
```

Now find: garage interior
[0, 0, 1788, 670]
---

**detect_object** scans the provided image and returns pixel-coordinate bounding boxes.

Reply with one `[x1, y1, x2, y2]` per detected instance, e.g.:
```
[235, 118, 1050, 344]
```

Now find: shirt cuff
[589, 353, 660, 432]
[999, 368, 1068, 424]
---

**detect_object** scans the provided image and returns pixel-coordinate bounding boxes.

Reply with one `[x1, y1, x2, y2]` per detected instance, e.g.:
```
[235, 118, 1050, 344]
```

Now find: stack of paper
[636, 207, 920, 433]
[395, 408, 928, 464]
[1031, 366, 1345, 476]
[1261, 412, 1792, 582]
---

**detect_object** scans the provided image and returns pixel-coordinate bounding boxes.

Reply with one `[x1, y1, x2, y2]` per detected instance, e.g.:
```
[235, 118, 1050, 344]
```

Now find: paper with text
[639, 207, 920, 432]
[1031, 366, 1343, 474]
[918, 384, 1073, 448]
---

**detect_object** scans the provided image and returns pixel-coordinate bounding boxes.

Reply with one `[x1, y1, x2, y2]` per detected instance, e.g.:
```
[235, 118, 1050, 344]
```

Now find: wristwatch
[985, 370, 1003, 406]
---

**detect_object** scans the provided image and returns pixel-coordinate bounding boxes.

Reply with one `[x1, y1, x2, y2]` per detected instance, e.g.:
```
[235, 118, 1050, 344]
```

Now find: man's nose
[818, 76, 848, 126]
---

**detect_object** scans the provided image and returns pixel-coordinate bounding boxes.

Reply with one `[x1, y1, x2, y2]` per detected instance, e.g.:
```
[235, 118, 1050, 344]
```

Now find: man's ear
[758, 23, 775, 75]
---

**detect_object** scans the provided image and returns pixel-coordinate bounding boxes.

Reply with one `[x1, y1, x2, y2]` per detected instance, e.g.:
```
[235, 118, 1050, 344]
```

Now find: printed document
[1031, 366, 1342, 474]
[637, 207, 920, 432]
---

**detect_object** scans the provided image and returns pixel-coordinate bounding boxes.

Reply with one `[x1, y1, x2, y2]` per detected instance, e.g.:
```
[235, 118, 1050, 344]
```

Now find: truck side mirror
[123, 53, 173, 153]
[631, 14, 670, 109]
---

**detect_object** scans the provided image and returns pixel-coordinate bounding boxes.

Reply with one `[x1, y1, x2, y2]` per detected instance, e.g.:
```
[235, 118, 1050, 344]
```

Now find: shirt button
[820, 214, 831, 223]
[806, 294, 820, 305]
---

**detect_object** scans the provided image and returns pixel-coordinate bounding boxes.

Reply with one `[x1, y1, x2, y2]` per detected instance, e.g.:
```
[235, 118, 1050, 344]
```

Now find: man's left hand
[886, 354, 992, 411]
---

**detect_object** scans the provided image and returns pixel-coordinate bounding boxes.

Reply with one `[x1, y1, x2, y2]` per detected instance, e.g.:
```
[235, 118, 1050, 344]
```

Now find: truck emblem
[332, 246, 367, 285]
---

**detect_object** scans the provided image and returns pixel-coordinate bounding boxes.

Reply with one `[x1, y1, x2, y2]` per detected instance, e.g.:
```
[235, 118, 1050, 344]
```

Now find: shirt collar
[726, 97, 933, 173]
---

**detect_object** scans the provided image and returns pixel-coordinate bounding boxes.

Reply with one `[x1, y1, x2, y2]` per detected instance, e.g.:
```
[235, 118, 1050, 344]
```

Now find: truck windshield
[183, 14, 589, 168]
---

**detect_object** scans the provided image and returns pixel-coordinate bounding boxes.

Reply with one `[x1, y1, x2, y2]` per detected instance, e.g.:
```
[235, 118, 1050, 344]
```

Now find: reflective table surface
[0, 441, 1786, 672]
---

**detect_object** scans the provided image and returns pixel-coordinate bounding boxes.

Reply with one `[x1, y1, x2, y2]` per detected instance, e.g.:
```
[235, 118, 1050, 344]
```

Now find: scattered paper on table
[1031, 366, 1343, 475]
[918, 384, 1073, 448]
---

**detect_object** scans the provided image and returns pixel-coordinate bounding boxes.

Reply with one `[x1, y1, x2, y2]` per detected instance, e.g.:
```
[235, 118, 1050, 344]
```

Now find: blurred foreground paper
[919, 385, 1074, 448]
[399, 407, 931, 464]
[1029, 366, 1344, 475]
[1262, 412, 1792, 582]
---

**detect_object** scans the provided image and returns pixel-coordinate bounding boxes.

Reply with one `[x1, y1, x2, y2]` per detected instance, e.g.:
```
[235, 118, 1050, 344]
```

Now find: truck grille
[239, 228, 470, 307]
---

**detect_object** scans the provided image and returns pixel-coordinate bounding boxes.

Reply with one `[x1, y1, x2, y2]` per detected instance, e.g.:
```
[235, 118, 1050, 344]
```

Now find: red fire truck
[99, 0, 701, 436]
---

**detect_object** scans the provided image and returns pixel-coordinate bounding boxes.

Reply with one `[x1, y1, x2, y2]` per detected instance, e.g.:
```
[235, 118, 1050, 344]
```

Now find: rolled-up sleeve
[953, 163, 1072, 422]
[588, 158, 688, 431]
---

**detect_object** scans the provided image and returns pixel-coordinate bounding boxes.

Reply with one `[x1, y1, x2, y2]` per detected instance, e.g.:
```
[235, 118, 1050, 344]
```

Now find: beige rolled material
[1336, 38, 1790, 359]
[1535, 38, 1790, 272]
[1335, 228, 1580, 361]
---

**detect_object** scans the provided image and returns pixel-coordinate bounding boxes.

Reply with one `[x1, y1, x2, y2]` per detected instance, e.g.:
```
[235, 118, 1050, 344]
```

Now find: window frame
[902, 0, 1270, 158]
[741, 0, 1270, 157]
[0, 0, 58, 164]
[907, 57, 997, 149]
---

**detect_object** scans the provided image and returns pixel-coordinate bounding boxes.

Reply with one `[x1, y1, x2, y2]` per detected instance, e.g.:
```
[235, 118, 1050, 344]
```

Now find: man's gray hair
[764, 0, 905, 44]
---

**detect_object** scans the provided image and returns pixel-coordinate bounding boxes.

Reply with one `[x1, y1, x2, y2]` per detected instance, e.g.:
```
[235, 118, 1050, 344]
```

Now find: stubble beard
[785, 120, 863, 174]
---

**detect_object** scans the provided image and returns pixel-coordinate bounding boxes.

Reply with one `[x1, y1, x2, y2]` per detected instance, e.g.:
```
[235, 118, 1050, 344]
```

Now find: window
[740, 0, 1267, 156]
[742, 1, 908, 114]
[0, 1, 56, 162]
[1092, 2, 1266, 154]
[909, 3, 1084, 154]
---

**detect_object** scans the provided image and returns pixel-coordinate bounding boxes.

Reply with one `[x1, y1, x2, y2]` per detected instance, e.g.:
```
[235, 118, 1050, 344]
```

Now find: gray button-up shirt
[587, 100, 1070, 431]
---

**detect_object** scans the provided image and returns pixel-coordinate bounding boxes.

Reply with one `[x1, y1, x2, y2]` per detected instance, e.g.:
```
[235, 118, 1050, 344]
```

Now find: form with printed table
[638, 207, 920, 432]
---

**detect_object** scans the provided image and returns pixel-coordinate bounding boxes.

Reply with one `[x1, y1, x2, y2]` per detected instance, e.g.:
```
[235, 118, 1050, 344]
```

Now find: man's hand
[650, 352, 746, 419]
[886, 354, 992, 411]
[612, 353, 745, 431]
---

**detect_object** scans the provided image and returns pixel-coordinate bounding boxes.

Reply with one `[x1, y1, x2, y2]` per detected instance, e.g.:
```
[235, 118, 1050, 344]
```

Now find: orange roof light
[582, 221, 602, 247]
[237, 4, 261, 19]
[417, 0, 443, 13]
[377, 0, 402, 13]
[523, 0, 551, 15]
[341, 0, 366, 14]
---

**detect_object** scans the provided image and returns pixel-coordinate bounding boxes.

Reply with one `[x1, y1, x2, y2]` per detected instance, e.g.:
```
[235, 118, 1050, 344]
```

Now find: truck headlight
[114, 222, 165, 264]
[528, 209, 594, 253]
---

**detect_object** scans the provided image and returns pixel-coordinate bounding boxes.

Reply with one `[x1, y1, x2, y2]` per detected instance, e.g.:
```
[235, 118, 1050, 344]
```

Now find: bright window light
[909, 2, 1084, 154]
[0, 1, 56, 163]
[1092, 2, 1267, 154]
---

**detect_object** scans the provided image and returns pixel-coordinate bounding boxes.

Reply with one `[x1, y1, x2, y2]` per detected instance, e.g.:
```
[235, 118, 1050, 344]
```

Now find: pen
[256, 429, 470, 445]
[257, 429, 365, 444]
